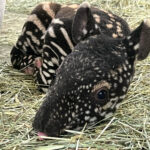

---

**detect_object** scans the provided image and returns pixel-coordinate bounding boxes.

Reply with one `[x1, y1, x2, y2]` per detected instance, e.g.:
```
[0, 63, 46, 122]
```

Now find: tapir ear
[72, 2, 100, 44]
[126, 19, 150, 61]
[138, 19, 150, 60]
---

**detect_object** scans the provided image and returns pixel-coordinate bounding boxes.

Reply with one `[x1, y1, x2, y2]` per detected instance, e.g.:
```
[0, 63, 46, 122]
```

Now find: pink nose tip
[34, 57, 43, 68]
[37, 132, 48, 140]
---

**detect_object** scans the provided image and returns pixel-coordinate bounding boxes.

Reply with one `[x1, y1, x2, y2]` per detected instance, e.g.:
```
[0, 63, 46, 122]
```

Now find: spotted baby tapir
[33, 3, 150, 136]
[10, 2, 130, 92]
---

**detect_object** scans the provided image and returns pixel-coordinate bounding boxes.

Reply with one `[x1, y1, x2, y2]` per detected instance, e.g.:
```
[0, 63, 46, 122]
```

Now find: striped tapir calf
[10, 2, 61, 73]
[10, 2, 130, 92]
[32, 3, 150, 136]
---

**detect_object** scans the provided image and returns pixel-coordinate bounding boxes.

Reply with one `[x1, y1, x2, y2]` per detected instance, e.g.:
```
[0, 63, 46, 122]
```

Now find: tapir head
[33, 2, 150, 136]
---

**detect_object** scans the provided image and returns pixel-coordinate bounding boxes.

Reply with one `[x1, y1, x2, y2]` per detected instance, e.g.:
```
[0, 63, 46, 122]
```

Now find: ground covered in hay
[0, 0, 150, 149]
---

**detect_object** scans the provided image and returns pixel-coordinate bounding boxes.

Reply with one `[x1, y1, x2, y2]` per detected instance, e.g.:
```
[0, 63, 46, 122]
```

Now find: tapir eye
[97, 89, 108, 100]
[94, 88, 109, 105]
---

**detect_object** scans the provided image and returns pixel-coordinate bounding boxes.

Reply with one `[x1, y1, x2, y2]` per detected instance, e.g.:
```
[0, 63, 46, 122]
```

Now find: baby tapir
[10, 2, 130, 92]
[10, 2, 61, 74]
[33, 3, 150, 136]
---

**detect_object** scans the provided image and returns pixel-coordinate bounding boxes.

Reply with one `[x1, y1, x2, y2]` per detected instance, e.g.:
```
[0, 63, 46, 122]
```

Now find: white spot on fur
[95, 24, 99, 29]
[52, 18, 64, 25]
[39, 68, 47, 84]
[72, 112, 75, 118]
[44, 51, 49, 57]
[43, 71, 50, 77]
[88, 105, 91, 109]
[93, 14, 100, 23]
[118, 67, 123, 73]
[110, 93, 116, 96]
[119, 77, 123, 83]
[123, 65, 127, 71]
[129, 42, 133, 46]
[82, 85, 85, 89]
[123, 74, 127, 78]
[84, 103, 88, 107]
[127, 36, 131, 40]
[75, 105, 79, 109]
[83, 28, 88, 35]
[94, 67, 99, 70]
[18, 41, 22, 45]
[90, 117, 97, 122]
[80, 107, 83, 111]
[35, 29, 38, 32]
[106, 24, 113, 29]
[127, 72, 131, 76]
[41, 88, 48, 93]
[85, 110, 90, 115]
[86, 85, 89, 89]
[59, 106, 62, 111]
[94, 108, 98, 113]
[125, 60, 129, 65]
[101, 111, 106, 117]
[43, 63, 48, 69]
[48, 69, 55, 73]
[105, 112, 113, 118]
[128, 65, 131, 69]
[77, 96, 80, 100]
[12, 59, 16, 65]
[84, 116, 90, 121]
[122, 86, 127, 92]
[110, 97, 119, 102]
[61, 56, 65, 61]
[102, 102, 112, 110]
[47, 79, 52, 84]
[133, 43, 140, 51]
[68, 117, 71, 122]
[119, 95, 126, 99]
[51, 57, 59, 66]
[22, 45, 27, 52]
[112, 33, 118, 38]
[48, 26, 56, 38]
[28, 59, 33, 64]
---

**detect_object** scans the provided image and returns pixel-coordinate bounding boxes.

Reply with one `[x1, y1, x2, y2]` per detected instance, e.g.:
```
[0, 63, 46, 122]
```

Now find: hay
[0, 0, 150, 149]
